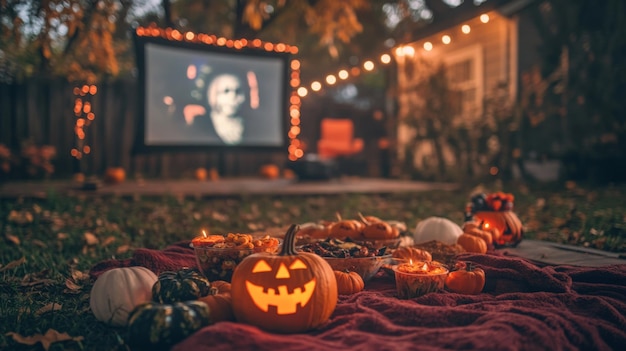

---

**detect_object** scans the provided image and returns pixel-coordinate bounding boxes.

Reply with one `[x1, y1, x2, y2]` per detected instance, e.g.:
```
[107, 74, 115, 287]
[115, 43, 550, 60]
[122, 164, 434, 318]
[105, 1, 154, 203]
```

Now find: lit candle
[191, 229, 225, 247]
[393, 260, 449, 299]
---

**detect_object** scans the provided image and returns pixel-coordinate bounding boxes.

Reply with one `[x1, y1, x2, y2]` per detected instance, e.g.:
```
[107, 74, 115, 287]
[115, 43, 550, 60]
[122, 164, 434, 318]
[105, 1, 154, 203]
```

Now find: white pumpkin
[413, 217, 463, 245]
[89, 266, 157, 327]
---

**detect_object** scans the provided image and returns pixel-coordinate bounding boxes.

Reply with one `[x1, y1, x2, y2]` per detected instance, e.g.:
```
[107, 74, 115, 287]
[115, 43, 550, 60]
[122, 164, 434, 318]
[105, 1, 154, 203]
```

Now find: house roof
[408, 0, 537, 42]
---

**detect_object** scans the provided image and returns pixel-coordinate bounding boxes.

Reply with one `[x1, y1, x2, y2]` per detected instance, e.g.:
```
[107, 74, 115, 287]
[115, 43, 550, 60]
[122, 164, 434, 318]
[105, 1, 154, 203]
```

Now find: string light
[462, 24, 471, 34]
[442, 35, 451, 44]
[480, 14, 490, 23]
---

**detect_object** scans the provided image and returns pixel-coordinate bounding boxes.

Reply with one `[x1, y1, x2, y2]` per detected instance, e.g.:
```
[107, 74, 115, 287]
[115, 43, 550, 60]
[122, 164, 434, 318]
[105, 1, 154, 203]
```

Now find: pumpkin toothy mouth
[245, 279, 316, 315]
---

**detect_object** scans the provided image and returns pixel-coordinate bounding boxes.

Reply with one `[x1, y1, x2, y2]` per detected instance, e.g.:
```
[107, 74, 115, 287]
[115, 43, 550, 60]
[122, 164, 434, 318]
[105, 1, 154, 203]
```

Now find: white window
[443, 45, 483, 117]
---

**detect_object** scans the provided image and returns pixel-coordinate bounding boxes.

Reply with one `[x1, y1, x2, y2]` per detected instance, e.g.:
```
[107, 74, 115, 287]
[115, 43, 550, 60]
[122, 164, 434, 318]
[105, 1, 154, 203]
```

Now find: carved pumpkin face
[244, 257, 316, 315]
[231, 225, 338, 333]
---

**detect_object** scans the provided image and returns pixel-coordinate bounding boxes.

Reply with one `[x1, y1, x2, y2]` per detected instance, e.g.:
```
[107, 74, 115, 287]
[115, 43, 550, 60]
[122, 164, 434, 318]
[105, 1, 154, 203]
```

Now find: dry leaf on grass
[5, 234, 20, 245]
[84, 232, 99, 245]
[0, 256, 26, 273]
[6, 329, 83, 351]
[101, 236, 116, 246]
[64, 278, 82, 294]
[36, 302, 62, 315]
[116, 245, 130, 254]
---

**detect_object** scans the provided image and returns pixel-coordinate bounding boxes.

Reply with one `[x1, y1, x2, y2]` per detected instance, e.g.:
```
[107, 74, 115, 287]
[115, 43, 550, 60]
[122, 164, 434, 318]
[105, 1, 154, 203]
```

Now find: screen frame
[132, 33, 292, 154]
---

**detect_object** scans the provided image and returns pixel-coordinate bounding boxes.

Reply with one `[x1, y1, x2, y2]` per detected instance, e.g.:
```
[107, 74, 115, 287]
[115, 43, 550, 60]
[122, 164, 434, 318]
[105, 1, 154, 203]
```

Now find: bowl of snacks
[191, 233, 281, 282]
[297, 238, 392, 282]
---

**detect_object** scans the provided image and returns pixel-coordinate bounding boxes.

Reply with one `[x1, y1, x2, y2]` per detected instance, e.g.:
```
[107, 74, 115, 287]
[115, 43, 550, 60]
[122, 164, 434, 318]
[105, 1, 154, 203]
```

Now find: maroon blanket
[90, 243, 626, 351]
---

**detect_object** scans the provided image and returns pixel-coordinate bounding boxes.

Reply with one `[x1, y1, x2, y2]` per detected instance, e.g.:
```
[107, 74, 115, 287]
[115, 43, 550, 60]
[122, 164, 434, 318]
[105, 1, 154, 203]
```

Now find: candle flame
[202, 229, 208, 238]
[409, 259, 413, 266]
[484, 222, 490, 229]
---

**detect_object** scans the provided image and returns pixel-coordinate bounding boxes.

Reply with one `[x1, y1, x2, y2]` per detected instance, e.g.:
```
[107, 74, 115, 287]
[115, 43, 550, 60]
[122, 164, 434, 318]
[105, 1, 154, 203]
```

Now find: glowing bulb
[297, 87, 308, 97]
[380, 54, 391, 64]
[363, 60, 375, 71]
[462, 25, 471, 34]
[402, 46, 415, 57]
[442, 35, 451, 44]
[480, 14, 490, 23]
[311, 81, 322, 91]
[338, 70, 349, 80]
[423, 42, 433, 51]
[326, 75, 336, 85]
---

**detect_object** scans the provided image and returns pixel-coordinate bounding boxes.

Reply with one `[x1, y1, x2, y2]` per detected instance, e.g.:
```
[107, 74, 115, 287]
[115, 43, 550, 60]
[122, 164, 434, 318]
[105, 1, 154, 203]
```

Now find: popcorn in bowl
[191, 233, 281, 282]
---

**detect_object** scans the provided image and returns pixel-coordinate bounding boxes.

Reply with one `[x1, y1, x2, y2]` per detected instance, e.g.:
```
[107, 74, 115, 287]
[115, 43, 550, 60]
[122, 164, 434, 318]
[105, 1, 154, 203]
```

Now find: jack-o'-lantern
[473, 211, 523, 247]
[230, 224, 338, 333]
[466, 192, 523, 247]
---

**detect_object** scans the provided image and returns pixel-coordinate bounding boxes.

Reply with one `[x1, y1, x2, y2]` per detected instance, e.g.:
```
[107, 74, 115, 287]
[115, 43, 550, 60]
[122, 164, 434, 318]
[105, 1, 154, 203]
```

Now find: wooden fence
[0, 78, 288, 180]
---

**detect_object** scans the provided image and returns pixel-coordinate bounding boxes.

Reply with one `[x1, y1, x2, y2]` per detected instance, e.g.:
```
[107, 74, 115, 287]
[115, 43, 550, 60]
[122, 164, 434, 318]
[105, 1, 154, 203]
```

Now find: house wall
[393, 11, 519, 179]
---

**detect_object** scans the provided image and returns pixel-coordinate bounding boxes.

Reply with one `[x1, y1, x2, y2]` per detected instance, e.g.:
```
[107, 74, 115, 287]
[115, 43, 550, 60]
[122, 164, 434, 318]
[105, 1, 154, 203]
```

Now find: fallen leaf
[32, 239, 47, 248]
[84, 232, 99, 246]
[5, 234, 20, 245]
[0, 257, 26, 273]
[36, 303, 62, 315]
[70, 269, 89, 282]
[6, 329, 83, 351]
[101, 236, 116, 247]
[116, 245, 130, 254]
[64, 278, 82, 293]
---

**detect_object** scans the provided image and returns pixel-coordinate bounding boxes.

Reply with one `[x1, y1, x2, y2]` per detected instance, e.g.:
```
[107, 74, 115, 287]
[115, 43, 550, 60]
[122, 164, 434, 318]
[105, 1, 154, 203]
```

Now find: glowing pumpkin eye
[252, 260, 273, 273]
[289, 259, 307, 270]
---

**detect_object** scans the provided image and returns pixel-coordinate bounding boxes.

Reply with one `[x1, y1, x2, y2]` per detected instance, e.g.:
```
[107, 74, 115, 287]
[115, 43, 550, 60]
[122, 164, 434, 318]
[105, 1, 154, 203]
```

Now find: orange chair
[317, 118, 364, 159]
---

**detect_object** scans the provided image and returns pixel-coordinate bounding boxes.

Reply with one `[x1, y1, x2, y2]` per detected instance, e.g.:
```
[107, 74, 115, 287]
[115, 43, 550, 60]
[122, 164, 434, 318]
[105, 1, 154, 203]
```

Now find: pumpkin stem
[335, 212, 343, 221]
[357, 212, 370, 225]
[280, 224, 300, 256]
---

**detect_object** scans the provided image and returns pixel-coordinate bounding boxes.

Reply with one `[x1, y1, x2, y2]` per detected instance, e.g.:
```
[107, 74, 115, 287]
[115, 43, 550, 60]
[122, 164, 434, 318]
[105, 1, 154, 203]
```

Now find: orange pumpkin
[334, 270, 364, 295]
[194, 167, 208, 181]
[329, 219, 363, 240]
[392, 247, 433, 262]
[462, 222, 495, 247]
[445, 262, 485, 294]
[473, 211, 523, 247]
[230, 224, 338, 333]
[259, 164, 280, 179]
[457, 233, 487, 254]
[197, 280, 234, 323]
[103, 167, 125, 184]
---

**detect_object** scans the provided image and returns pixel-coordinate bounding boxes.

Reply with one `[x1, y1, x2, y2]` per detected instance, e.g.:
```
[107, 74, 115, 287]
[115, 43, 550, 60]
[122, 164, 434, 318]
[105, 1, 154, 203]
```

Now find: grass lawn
[1, 181, 625, 350]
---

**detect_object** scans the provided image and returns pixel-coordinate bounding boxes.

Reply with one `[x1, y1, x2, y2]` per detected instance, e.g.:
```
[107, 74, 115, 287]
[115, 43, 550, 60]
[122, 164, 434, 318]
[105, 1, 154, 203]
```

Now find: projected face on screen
[141, 41, 287, 149]
[207, 73, 246, 145]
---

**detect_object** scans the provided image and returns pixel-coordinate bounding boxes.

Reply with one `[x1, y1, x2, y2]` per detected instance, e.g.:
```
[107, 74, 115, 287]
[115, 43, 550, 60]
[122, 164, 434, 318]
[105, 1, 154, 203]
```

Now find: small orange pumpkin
[462, 222, 494, 247]
[334, 270, 364, 295]
[445, 262, 485, 294]
[197, 280, 234, 323]
[195, 167, 208, 181]
[457, 233, 487, 254]
[103, 167, 125, 184]
[358, 213, 398, 240]
[392, 247, 433, 262]
[259, 164, 280, 179]
[329, 219, 363, 240]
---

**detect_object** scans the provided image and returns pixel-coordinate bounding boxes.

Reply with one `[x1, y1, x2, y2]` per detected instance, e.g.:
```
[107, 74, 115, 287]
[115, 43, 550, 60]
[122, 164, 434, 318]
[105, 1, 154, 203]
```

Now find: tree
[526, 0, 626, 182]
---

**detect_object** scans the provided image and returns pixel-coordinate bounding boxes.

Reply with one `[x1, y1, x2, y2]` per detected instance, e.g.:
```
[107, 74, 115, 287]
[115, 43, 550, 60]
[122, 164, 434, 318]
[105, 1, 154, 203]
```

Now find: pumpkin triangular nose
[275, 263, 290, 279]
